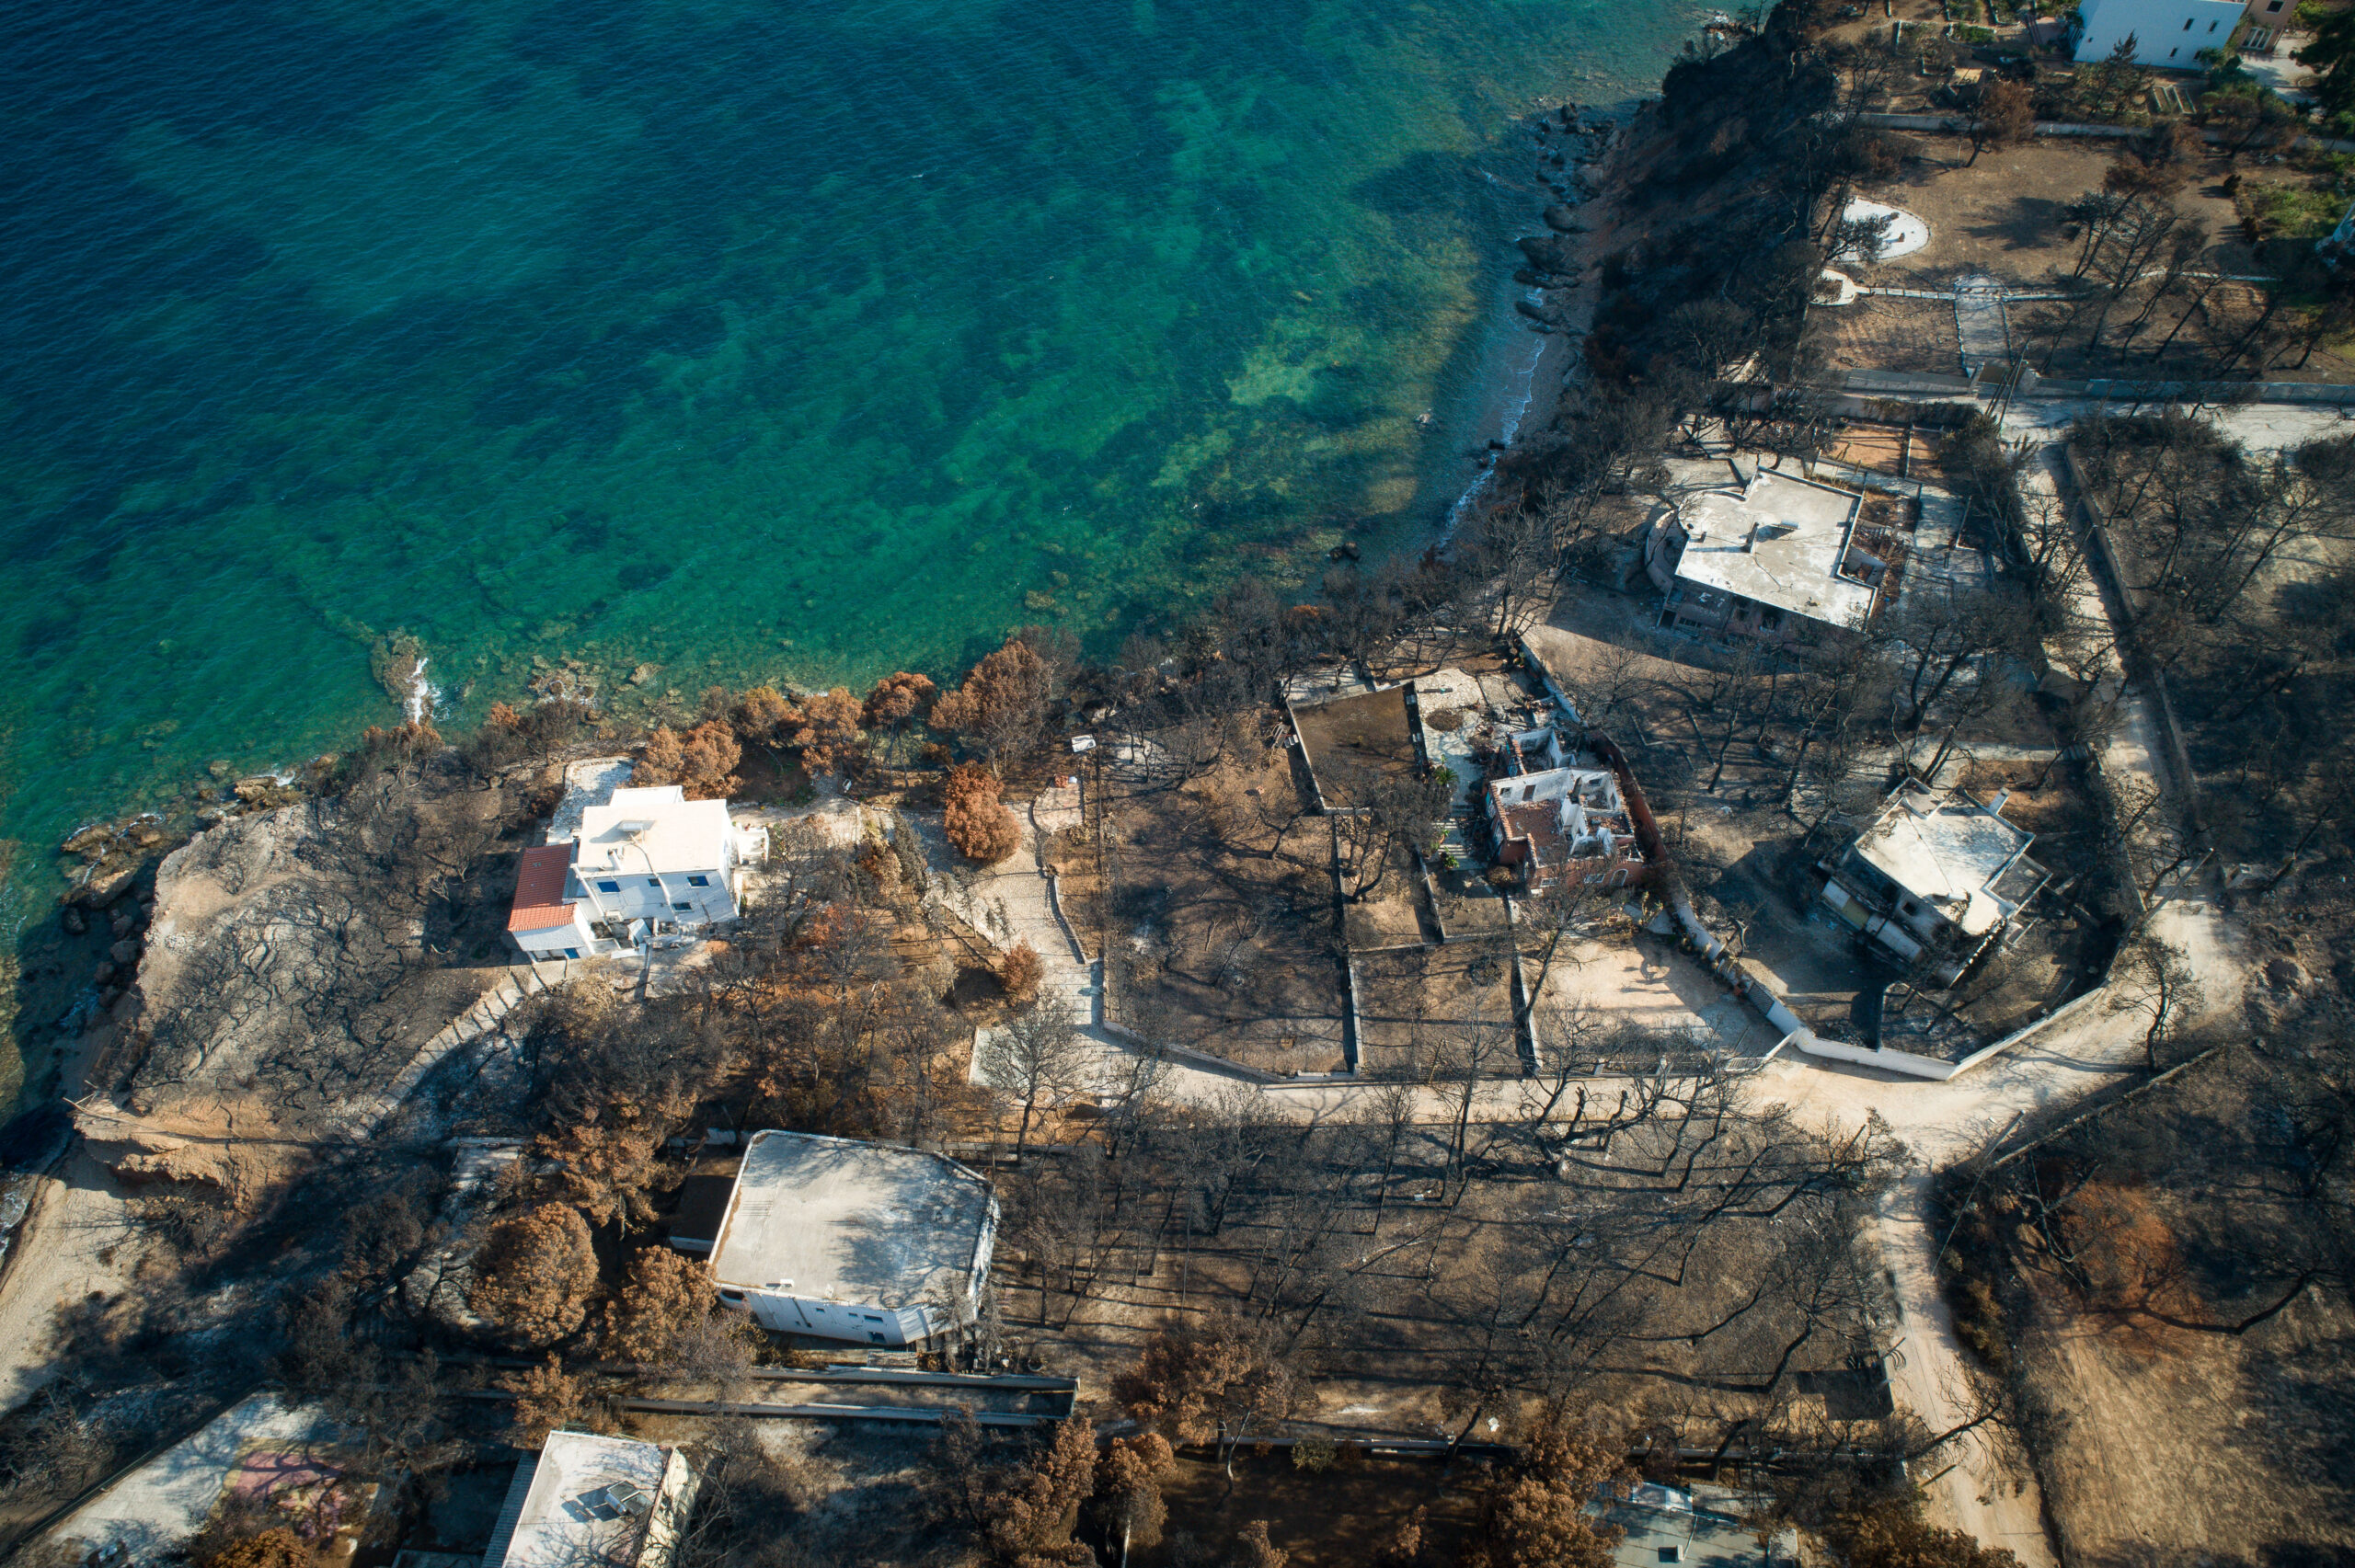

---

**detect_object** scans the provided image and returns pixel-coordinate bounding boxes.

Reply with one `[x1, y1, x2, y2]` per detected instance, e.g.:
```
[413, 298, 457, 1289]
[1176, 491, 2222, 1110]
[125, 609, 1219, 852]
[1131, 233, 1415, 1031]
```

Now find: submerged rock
[61, 823, 113, 856]
[1516, 235, 1579, 274]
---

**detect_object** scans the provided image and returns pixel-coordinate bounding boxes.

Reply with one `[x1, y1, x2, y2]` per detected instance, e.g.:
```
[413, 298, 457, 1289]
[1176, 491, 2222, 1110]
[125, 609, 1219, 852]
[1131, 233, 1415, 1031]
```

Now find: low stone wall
[1852, 109, 2355, 156]
[2055, 444, 2203, 822]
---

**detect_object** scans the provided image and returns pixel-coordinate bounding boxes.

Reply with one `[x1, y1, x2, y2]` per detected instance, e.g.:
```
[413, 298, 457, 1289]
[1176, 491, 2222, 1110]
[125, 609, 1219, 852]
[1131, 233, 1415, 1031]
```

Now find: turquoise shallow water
[0, 0, 1710, 1097]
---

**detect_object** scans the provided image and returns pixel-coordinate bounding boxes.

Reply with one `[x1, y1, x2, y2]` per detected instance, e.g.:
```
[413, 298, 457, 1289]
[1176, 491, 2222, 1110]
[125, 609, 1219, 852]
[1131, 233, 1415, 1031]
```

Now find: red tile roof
[508, 844, 580, 933]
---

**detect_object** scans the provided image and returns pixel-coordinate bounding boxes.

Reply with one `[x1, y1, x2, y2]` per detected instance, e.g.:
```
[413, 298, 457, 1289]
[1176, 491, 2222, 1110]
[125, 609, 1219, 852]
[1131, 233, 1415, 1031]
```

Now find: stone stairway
[354, 961, 558, 1130]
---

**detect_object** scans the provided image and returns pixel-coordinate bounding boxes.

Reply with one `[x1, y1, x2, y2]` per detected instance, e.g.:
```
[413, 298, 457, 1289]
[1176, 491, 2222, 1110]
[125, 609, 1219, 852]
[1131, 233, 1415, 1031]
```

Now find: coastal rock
[60, 905, 87, 936]
[62, 823, 113, 856]
[234, 775, 301, 808]
[1516, 235, 1580, 275]
[110, 939, 139, 967]
[629, 663, 661, 687]
[73, 866, 138, 907]
[75, 1112, 233, 1189]
[531, 666, 601, 706]
[1542, 206, 1585, 234]
[93, 961, 116, 986]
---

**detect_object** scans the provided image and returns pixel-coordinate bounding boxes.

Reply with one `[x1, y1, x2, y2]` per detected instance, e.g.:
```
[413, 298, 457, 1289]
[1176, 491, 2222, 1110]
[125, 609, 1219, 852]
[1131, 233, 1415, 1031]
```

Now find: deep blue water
[0, 0, 1713, 1098]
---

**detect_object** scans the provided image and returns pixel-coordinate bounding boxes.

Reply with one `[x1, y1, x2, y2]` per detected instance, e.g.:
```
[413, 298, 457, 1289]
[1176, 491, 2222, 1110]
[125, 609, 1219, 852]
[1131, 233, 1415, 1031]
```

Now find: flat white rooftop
[576, 785, 733, 876]
[1673, 472, 1877, 631]
[1854, 785, 2039, 937]
[491, 1431, 684, 1568]
[711, 1131, 995, 1308]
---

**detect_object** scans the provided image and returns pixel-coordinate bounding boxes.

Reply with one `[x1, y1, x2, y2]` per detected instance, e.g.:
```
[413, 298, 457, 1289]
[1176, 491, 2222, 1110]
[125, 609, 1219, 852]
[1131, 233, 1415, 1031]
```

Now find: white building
[2074, 0, 2246, 65]
[1820, 783, 2048, 986]
[508, 784, 768, 961]
[1645, 472, 1889, 647]
[483, 1431, 698, 1568]
[1597, 1482, 1801, 1568]
[507, 844, 604, 960]
[706, 1131, 998, 1347]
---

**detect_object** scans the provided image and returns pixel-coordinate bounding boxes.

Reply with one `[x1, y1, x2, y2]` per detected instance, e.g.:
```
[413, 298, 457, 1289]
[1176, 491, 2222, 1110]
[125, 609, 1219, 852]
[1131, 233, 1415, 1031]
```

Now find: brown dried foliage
[1462, 1419, 1628, 1568]
[499, 1354, 594, 1448]
[470, 1202, 599, 1345]
[933, 634, 1053, 766]
[945, 763, 1021, 864]
[531, 1100, 672, 1230]
[603, 1245, 712, 1364]
[201, 1532, 313, 1568]
[789, 687, 866, 773]
[639, 719, 742, 798]
[981, 1417, 1098, 1568]
[998, 941, 1046, 1004]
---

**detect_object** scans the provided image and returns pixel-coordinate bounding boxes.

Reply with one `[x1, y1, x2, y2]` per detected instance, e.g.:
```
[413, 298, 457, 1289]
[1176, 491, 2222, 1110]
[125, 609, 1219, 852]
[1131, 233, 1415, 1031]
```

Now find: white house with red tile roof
[507, 781, 768, 960]
[507, 844, 604, 960]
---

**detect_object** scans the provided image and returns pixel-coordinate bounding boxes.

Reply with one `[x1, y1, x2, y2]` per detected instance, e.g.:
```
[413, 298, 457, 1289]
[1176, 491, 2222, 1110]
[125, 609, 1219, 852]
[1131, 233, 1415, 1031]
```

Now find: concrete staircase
[356, 962, 559, 1130]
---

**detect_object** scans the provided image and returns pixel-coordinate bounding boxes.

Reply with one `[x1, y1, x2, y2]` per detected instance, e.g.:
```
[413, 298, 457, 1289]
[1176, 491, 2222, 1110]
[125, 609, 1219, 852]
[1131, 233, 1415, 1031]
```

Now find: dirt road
[0, 1147, 141, 1416]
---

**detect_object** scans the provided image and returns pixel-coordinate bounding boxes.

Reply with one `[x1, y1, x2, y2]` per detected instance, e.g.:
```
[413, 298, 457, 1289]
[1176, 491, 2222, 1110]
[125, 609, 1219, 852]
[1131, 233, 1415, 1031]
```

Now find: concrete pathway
[1953, 273, 2011, 377]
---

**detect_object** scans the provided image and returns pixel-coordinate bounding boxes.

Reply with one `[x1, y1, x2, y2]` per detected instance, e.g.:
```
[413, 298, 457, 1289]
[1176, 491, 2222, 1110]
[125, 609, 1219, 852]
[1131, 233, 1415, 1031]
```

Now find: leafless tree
[2108, 933, 2204, 1070]
[1325, 761, 1453, 903]
[977, 1002, 1090, 1163]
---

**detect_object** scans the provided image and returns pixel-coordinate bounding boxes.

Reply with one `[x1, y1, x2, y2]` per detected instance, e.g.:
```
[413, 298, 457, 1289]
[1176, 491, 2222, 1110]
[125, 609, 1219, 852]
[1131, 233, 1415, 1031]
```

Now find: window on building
[564, 948, 580, 959]
[2183, 16, 2193, 26]
[868, 1332, 887, 1345]
[596, 880, 621, 893]
[2210, 18, 2219, 28]
[647, 876, 661, 887]
[687, 874, 709, 887]
[673, 901, 693, 911]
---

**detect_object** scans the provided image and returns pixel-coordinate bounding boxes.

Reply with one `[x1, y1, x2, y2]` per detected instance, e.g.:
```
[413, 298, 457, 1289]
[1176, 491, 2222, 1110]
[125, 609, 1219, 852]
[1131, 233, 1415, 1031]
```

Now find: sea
[0, 0, 1713, 1104]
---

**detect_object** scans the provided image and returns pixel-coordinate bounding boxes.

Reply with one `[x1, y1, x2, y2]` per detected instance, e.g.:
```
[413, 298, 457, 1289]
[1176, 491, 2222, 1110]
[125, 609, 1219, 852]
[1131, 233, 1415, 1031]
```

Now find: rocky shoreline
[1435, 101, 1634, 536]
[1515, 100, 1629, 353]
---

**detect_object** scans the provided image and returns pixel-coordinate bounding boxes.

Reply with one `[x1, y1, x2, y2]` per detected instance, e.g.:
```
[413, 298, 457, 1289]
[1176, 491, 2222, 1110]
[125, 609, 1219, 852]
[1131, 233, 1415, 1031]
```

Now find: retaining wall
[2054, 444, 2204, 820]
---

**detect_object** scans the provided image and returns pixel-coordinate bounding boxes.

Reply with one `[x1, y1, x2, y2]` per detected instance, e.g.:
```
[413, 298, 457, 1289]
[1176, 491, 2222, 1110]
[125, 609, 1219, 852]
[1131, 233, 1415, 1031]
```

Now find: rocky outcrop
[108, 766, 525, 1135]
[59, 814, 172, 906]
[1515, 235, 1582, 277]
[73, 1110, 234, 1190]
